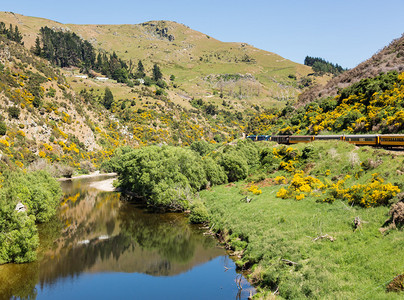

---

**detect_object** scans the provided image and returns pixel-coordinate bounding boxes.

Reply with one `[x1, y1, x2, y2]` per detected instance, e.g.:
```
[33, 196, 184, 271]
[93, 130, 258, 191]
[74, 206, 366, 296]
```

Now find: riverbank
[89, 178, 116, 191]
[200, 142, 404, 299]
[201, 182, 403, 299]
[58, 171, 117, 181]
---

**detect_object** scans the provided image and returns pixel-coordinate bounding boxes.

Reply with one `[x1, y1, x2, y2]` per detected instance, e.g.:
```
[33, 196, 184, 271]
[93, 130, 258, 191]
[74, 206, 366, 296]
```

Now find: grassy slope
[0, 11, 319, 109]
[201, 141, 404, 299]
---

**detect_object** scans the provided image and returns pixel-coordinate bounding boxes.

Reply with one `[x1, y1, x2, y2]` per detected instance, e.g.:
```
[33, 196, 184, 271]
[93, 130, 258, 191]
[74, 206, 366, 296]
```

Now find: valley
[0, 10, 403, 300]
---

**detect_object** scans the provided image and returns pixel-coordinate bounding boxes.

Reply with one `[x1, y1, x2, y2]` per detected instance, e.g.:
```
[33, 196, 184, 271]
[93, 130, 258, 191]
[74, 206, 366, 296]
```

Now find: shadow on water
[0, 176, 254, 300]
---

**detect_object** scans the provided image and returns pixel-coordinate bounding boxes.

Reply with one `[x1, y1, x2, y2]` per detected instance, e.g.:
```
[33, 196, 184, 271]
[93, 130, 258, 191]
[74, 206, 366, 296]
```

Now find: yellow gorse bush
[248, 185, 262, 195]
[274, 176, 286, 184]
[276, 171, 325, 200]
[343, 173, 400, 207]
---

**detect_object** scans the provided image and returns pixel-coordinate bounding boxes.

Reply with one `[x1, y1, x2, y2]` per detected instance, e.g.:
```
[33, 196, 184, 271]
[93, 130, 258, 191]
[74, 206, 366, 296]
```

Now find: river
[0, 175, 254, 299]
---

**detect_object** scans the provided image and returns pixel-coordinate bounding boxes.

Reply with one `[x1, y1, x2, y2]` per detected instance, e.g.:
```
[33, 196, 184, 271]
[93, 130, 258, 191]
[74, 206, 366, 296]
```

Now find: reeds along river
[0, 175, 254, 300]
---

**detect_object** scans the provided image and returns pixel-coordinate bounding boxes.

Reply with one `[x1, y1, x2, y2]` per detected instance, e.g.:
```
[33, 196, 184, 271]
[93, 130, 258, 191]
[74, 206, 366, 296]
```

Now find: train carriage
[289, 135, 314, 144]
[344, 135, 378, 146]
[313, 135, 343, 141]
[246, 135, 270, 141]
[270, 135, 290, 144]
[379, 135, 404, 147]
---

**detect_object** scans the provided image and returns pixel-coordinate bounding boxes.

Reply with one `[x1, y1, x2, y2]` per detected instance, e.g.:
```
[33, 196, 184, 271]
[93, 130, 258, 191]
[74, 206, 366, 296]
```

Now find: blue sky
[2, 0, 404, 68]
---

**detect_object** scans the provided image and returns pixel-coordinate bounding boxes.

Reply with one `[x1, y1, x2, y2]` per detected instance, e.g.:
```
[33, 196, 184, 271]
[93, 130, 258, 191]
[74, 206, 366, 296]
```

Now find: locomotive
[246, 134, 404, 148]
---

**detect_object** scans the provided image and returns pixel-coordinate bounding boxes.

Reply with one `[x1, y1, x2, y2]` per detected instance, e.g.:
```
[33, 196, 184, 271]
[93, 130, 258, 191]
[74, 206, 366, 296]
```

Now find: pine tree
[33, 37, 41, 56]
[136, 60, 145, 78]
[103, 87, 114, 109]
[13, 25, 23, 44]
[152, 63, 162, 81]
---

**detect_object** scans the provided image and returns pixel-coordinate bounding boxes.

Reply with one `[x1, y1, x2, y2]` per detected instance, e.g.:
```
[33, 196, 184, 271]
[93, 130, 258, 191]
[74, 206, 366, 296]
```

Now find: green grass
[201, 141, 404, 299]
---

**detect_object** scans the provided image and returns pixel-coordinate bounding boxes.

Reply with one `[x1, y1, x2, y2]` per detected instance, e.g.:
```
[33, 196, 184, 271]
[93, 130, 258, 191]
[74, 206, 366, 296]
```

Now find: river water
[0, 175, 254, 299]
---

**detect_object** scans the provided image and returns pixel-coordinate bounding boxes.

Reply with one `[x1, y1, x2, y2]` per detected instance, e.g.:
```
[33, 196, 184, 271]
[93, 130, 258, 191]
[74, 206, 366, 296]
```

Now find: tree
[33, 37, 41, 56]
[152, 63, 163, 81]
[13, 25, 23, 44]
[136, 60, 145, 78]
[103, 87, 114, 109]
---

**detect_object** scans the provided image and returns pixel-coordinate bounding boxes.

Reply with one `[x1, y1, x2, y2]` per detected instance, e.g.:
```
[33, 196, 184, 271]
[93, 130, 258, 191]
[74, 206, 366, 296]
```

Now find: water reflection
[0, 176, 253, 299]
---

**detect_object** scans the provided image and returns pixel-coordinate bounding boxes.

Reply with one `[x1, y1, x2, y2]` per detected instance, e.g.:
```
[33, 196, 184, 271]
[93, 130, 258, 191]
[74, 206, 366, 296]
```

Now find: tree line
[304, 56, 346, 76]
[0, 22, 23, 44]
[33, 26, 165, 86]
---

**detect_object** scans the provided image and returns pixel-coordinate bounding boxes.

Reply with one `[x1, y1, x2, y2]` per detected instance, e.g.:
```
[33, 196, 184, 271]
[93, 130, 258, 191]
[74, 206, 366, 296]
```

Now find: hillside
[299, 33, 404, 104]
[0, 11, 318, 108]
[0, 34, 133, 172]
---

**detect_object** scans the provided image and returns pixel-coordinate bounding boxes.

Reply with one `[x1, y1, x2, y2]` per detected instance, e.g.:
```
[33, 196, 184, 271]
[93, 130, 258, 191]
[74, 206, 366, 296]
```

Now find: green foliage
[190, 140, 214, 156]
[100, 146, 134, 172]
[46, 87, 56, 97]
[0, 170, 61, 264]
[152, 63, 163, 82]
[38, 26, 95, 68]
[220, 152, 248, 182]
[136, 60, 145, 78]
[156, 79, 167, 89]
[203, 157, 227, 186]
[338, 70, 398, 103]
[3, 171, 62, 223]
[0, 22, 23, 44]
[270, 70, 404, 135]
[0, 121, 6, 135]
[304, 56, 346, 76]
[103, 87, 114, 109]
[189, 201, 209, 224]
[8, 106, 20, 119]
[117, 146, 208, 210]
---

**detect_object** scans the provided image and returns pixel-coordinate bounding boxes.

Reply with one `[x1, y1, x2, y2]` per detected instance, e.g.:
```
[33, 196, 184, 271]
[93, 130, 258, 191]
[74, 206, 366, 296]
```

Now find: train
[246, 134, 404, 148]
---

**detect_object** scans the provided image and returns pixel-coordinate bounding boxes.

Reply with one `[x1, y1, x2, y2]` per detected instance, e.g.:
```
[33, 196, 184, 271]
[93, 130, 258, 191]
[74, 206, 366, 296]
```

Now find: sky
[1, 0, 404, 69]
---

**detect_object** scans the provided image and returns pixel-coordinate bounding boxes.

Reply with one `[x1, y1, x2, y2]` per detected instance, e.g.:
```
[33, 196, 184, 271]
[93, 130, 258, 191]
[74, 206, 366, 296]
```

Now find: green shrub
[0, 121, 6, 135]
[190, 140, 214, 156]
[117, 146, 208, 210]
[220, 152, 248, 182]
[8, 106, 20, 119]
[0, 170, 61, 264]
[189, 201, 209, 224]
[203, 157, 227, 186]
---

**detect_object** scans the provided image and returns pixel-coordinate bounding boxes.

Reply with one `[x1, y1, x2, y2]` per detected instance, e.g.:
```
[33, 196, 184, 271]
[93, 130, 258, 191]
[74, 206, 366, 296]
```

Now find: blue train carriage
[270, 135, 290, 144]
[289, 135, 314, 144]
[246, 135, 271, 141]
[343, 134, 379, 146]
[313, 135, 343, 141]
[379, 134, 404, 148]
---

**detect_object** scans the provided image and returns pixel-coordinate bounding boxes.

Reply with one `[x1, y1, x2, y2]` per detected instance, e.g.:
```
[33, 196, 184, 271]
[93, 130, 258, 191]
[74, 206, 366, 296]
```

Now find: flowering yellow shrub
[43, 143, 53, 151]
[0, 140, 10, 147]
[248, 185, 262, 195]
[325, 173, 399, 207]
[276, 171, 324, 200]
[15, 160, 24, 168]
[276, 187, 289, 199]
[343, 174, 400, 207]
[274, 176, 286, 184]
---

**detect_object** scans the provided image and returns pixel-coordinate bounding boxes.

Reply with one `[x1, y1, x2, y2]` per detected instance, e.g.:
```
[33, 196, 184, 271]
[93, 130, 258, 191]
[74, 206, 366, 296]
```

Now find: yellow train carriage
[313, 135, 343, 141]
[289, 135, 314, 144]
[379, 135, 404, 147]
[344, 135, 379, 146]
